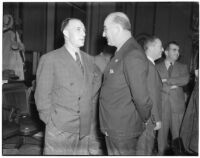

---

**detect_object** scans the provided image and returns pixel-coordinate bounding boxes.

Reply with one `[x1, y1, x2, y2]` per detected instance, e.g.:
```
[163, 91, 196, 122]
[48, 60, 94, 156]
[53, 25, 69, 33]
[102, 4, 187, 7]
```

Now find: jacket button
[78, 97, 81, 100]
[70, 82, 74, 86]
[77, 110, 80, 113]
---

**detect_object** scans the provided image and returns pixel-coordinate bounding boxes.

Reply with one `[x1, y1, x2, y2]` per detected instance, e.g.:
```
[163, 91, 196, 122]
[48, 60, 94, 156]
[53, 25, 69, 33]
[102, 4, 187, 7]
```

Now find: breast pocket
[107, 62, 126, 88]
[55, 71, 80, 94]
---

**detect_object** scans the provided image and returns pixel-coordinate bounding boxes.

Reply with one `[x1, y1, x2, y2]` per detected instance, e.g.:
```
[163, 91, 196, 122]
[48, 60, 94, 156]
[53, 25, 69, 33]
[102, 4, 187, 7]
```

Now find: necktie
[75, 52, 84, 74]
[168, 62, 173, 77]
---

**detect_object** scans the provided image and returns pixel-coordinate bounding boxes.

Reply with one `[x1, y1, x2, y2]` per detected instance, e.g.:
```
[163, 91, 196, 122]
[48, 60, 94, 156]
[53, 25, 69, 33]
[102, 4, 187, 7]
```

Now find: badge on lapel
[115, 59, 119, 62]
[109, 69, 114, 74]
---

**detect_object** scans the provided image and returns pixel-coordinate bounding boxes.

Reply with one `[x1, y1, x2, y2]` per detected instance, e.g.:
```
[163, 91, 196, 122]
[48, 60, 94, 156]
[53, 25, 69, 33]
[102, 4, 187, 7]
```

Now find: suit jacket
[35, 46, 101, 138]
[180, 79, 198, 153]
[156, 61, 189, 113]
[147, 60, 162, 123]
[99, 37, 153, 138]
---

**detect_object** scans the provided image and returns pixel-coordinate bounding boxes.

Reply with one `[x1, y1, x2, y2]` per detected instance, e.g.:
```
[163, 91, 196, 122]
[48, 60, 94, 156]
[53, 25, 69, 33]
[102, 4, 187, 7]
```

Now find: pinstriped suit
[35, 46, 101, 155]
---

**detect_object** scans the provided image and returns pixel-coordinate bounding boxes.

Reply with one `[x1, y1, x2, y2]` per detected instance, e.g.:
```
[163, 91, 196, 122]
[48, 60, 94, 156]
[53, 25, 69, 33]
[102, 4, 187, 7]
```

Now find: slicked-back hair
[165, 41, 180, 51]
[60, 18, 71, 33]
[112, 15, 131, 31]
[60, 18, 80, 33]
[143, 36, 159, 51]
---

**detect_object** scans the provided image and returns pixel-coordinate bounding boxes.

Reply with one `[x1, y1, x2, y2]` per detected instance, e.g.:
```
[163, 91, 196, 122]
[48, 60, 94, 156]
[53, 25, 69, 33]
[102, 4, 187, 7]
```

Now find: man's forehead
[68, 19, 84, 28]
[104, 15, 114, 26]
[156, 39, 162, 45]
[169, 44, 179, 49]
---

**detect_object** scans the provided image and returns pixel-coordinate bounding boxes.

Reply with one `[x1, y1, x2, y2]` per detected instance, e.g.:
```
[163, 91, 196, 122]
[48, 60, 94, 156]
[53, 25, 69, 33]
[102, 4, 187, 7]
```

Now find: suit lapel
[171, 62, 178, 77]
[80, 52, 93, 94]
[61, 47, 85, 91]
[161, 61, 168, 76]
[104, 37, 142, 79]
[62, 47, 84, 78]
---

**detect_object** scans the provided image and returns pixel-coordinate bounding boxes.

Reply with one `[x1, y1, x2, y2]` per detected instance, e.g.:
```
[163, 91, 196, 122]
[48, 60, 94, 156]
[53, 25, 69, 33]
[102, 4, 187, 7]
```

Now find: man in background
[136, 36, 163, 155]
[156, 41, 189, 155]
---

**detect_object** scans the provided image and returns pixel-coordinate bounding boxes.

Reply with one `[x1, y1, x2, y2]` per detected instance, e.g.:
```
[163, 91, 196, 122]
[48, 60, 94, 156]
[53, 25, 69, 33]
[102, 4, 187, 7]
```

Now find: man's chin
[78, 43, 85, 48]
[107, 42, 113, 47]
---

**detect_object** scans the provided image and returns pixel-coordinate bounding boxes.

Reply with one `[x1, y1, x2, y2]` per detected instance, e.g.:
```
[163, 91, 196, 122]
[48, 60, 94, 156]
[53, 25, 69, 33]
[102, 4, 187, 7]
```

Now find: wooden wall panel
[155, 3, 193, 65]
[22, 3, 47, 52]
[154, 3, 171, 45]
[54, 3, 73, 49]
[54, 3, 86, 50]
[115, 2, 136, 34]
[86, 2, 116, 55]
[168, 3, 192, 65]
[134, 3, 156, 37]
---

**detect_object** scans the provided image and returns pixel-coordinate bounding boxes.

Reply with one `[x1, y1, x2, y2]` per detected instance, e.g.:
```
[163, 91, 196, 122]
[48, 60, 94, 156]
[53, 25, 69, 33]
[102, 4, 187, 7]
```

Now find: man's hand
[162, 79, 167, 82]
[170, 85, 178, 89]
[154, 121, 161, 130]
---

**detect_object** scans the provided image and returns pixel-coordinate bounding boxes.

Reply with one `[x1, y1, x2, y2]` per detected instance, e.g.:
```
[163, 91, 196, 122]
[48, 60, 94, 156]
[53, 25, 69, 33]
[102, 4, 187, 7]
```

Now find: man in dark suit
[136, 36, 163, 155]
[99, 12, 153, 155]
[35, 18, 101, 155]
[156, 41, 189, 155]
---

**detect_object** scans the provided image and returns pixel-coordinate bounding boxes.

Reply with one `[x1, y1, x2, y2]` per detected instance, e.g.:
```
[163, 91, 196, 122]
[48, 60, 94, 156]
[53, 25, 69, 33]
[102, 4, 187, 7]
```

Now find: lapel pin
[115, 59, 119, 62]
[110, 69, 114, 74]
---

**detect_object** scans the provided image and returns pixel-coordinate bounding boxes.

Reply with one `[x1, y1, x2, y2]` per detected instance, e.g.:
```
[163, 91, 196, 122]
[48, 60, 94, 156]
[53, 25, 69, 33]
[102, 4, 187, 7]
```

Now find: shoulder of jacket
[40, 47, 64, 62]
[156, 61, 164, 67]
[82, 51, 94, 62]
[175, 61, 188, 69]
[124, 47, 146, 60]
[176, 61, 186, 66]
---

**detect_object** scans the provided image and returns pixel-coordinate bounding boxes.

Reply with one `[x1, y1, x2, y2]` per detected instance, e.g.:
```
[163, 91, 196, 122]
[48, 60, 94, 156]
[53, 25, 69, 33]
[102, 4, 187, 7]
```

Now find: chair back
[3, 83, 30, 116]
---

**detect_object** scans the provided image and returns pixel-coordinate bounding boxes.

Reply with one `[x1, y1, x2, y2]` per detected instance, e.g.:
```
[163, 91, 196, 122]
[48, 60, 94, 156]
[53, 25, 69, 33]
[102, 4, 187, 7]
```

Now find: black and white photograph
[2, 1, 199, 156]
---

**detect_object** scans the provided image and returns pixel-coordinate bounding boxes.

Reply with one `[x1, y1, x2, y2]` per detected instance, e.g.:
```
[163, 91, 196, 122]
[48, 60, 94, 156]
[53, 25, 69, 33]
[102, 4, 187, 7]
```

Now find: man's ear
[114, 24, 121, 34]
[164, 50, 168, 57]
[63, 29, 69, 38]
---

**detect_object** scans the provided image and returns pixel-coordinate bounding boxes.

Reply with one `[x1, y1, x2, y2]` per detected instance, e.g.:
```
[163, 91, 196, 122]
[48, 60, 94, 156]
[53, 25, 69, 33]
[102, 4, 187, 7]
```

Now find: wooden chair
[2, 82, 41, 149]
[2, 107, 20, 149]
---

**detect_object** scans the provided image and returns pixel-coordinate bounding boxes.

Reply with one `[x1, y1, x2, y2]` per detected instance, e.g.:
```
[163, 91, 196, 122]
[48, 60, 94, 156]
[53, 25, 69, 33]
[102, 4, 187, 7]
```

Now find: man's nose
[82, 31, 86, 37]
[102, 31, 105, 37]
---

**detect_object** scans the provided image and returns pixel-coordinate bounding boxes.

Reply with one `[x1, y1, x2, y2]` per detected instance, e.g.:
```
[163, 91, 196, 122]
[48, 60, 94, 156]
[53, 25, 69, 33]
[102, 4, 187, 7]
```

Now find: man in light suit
[35, 18, 101, 155]
[136, 36, 163, 155]
[99, 12, 153, 155]
[156, 41, 189, 155]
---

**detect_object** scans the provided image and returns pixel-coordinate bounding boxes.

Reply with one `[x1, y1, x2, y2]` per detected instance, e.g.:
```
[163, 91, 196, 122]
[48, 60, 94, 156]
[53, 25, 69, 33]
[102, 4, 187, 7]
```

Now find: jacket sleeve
[148, 66, 162, 122]
[34, 55, 54, 124]
[168, 64, 189, 86]
[124, 52, 153, 122]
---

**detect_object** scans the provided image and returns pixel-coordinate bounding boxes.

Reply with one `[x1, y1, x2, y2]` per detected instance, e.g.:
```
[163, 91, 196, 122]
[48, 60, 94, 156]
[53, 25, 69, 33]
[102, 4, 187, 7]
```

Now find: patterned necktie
[168, 62, 173, 77]
[75, 52, 84, 74]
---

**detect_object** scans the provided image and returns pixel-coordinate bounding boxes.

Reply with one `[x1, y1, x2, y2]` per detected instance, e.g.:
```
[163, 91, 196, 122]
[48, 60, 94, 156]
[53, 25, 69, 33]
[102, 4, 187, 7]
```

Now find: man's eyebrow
[75, 26, 85, 31]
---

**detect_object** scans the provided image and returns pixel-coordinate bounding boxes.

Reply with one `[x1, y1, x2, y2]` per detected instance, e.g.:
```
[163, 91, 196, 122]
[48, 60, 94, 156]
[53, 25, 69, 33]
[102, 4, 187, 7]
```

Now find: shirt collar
[65, 46, 81, 61]
[147, 56, 155, 65]
[165, 60, 174, 69]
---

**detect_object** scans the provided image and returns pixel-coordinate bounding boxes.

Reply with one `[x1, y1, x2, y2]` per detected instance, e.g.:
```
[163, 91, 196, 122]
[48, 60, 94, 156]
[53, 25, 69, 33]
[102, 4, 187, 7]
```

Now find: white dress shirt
[66, 47, 82, 63]
[165, 60, 173, 70]
[147, 56, 155, 65]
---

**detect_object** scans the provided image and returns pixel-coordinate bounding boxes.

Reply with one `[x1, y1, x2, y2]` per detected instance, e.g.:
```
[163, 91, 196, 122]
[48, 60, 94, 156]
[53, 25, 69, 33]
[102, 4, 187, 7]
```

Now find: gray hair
[109, 12, 131, 31]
